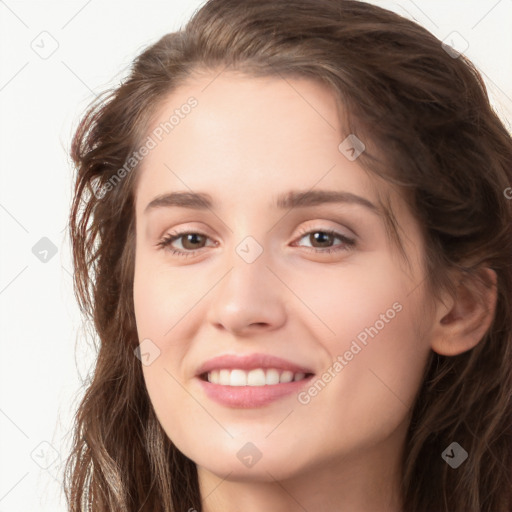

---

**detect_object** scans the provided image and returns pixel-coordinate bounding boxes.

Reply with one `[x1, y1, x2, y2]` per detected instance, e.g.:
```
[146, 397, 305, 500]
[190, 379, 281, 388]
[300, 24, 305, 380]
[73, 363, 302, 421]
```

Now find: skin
[132, 70, 497, 512]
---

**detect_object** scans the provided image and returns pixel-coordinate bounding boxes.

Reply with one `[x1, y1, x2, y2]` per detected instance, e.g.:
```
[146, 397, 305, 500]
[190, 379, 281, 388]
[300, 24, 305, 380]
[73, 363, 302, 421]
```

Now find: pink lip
[195, 353, 315, 408]
[197, 375, 315, 408]
[195, 353, 314, 376]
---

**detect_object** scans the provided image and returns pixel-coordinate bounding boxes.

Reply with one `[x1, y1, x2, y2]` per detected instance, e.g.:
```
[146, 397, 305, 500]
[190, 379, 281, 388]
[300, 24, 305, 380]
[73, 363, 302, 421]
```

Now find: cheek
[285, 250, 423, 348]
[289, 253, 430, 429]
[133, 252, 206, 340]
[133, 253, 211, 445]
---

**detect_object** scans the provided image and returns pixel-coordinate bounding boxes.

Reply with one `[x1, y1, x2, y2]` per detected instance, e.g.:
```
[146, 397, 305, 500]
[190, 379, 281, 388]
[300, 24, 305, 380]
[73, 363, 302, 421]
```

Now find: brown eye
[180, 233, 207, 250]
[294, 228, 356, 254]
[156, 230, 216, 257]
[308, 231, 336, 248]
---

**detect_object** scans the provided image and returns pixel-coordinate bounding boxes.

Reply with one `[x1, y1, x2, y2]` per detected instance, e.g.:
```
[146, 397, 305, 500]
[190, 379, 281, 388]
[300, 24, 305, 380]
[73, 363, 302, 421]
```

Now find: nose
[206, 249, 287, 336]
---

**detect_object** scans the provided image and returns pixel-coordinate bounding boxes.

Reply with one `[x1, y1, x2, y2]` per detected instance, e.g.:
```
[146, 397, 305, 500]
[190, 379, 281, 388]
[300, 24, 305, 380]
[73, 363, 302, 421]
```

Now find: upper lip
[195, 353, 315, 377]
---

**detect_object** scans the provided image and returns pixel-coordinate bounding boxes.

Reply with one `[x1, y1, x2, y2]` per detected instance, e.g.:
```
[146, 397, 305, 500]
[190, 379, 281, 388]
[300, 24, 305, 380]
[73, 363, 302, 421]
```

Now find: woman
[64, 0, 512, 510]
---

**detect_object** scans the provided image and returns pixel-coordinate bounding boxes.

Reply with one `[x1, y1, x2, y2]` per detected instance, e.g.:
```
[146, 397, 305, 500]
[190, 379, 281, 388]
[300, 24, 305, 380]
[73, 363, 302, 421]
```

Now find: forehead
[135, 71, 383, 210]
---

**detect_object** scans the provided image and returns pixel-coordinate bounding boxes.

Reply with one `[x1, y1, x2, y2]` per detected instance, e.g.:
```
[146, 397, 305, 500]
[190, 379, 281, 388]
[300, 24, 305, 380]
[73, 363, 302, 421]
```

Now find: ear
[430, 267, 498, 356]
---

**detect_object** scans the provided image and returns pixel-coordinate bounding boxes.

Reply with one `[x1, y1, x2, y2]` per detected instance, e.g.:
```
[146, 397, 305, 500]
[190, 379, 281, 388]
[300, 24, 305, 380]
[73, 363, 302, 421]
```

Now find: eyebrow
[144, 189, 381, 216]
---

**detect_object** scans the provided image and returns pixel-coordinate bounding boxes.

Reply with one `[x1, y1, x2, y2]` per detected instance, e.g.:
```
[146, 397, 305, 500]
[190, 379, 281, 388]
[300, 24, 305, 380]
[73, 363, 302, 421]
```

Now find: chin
[177, 434, 305, 478]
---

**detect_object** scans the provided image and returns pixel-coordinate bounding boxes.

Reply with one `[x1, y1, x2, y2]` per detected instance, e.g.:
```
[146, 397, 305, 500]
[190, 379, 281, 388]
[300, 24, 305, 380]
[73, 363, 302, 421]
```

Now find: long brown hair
[64, 0, 512, 510]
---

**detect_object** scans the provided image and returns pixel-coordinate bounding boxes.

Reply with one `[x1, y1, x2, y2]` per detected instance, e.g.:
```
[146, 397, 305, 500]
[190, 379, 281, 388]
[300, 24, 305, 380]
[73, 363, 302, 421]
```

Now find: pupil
[312, 232, 332, 247]
[184, 234, 203, 249]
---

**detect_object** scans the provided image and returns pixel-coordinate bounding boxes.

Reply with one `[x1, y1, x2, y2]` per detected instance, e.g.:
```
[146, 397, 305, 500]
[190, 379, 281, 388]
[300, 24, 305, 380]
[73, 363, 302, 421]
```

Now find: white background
[0, 1, 511, 510]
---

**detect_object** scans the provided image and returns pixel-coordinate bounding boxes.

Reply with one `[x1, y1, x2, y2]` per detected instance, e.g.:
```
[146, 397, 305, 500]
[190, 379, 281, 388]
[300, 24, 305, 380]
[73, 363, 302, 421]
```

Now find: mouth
[195, 353, 316, 408]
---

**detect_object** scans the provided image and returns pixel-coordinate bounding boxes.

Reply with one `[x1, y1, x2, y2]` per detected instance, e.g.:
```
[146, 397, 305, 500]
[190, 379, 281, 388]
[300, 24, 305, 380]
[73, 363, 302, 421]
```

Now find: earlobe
[430, 268, 498, 356]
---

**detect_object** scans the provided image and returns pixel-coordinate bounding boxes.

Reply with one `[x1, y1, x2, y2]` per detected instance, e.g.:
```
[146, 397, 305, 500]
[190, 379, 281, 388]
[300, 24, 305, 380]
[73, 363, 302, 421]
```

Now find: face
[133, 70, 434, 482]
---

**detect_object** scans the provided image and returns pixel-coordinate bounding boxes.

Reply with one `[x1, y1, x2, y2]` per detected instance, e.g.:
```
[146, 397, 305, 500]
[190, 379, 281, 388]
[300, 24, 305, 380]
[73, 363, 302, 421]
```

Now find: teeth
[266, 368, 280, 385]
[280, 370, 294, 383]
[208, 369, 219, 383]
[206, 368, 309, 386]
[230, 369, 247, 386]
[219, 369, 230, 385]
[247, 369, 266, 386]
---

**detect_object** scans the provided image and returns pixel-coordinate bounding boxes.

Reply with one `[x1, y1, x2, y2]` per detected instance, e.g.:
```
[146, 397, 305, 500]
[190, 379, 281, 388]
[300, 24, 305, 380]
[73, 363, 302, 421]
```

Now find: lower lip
[197, 375, 314, 408]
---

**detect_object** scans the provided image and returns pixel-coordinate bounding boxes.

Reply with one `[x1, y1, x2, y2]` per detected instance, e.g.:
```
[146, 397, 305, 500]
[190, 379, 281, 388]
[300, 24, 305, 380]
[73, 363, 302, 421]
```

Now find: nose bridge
[218, 239, 272, 309]
[219, 218, 272, 296]
[207, 233, 286, 333]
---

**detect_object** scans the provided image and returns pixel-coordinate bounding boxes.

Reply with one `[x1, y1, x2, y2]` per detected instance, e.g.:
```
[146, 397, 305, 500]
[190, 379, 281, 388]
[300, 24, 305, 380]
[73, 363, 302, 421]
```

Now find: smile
[195, 353, 316, 407]
[201, 368, 311, 386]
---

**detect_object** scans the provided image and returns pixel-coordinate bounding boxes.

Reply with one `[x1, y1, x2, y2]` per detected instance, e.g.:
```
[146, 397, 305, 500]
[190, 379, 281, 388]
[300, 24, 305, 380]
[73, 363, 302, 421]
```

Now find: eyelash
[156, 226, 356, 258]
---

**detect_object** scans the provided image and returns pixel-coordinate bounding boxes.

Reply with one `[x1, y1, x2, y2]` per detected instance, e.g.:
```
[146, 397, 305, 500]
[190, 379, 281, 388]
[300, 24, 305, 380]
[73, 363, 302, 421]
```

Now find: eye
[293, 227, 356, 254]
[156, 230, 216, 257]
